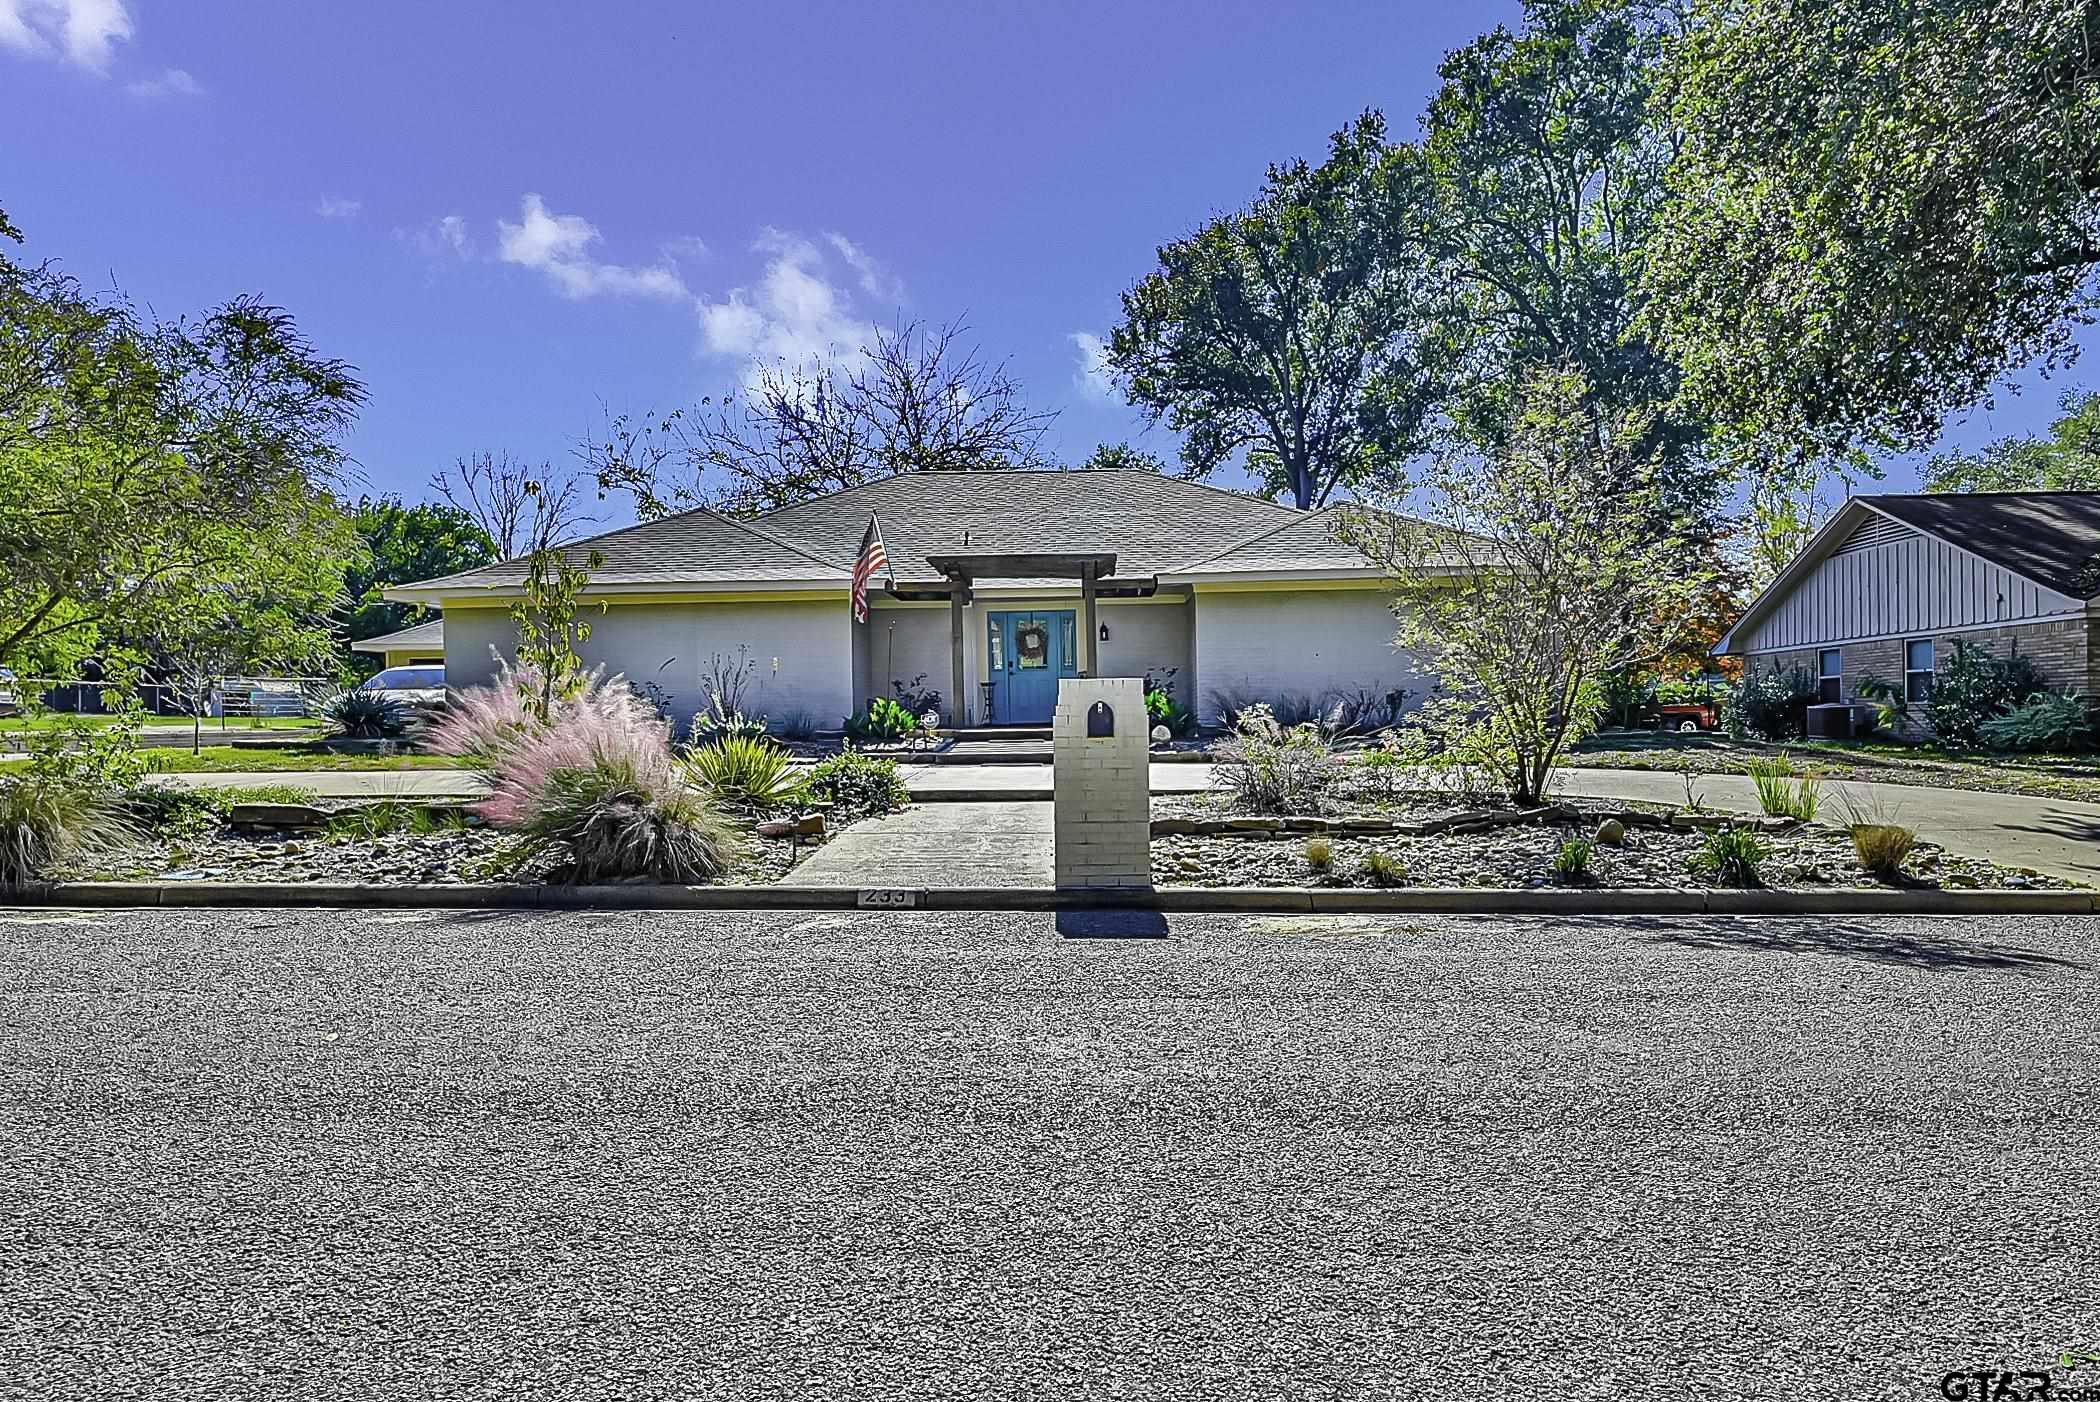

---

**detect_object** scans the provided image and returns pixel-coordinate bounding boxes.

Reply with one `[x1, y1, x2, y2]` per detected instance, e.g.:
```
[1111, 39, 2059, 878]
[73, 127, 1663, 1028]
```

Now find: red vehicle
[1652, 700, 1720, 733]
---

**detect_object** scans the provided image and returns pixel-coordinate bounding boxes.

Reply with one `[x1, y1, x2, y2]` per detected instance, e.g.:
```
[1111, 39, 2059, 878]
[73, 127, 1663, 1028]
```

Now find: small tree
[429, 452, 588, 558]
[1343, 369, 1709, 805]
[510, 547, 606, 723]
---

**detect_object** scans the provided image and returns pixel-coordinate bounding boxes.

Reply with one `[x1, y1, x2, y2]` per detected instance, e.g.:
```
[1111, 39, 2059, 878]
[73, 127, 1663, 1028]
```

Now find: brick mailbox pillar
[1052, 677, 1151, 890]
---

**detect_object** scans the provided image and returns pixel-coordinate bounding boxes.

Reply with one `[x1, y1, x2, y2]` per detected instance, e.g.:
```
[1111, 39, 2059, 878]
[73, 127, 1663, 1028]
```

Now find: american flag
[851, 512, 890, 623]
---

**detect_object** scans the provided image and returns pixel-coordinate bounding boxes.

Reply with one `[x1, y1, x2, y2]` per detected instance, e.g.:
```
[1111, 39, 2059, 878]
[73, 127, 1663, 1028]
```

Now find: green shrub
[1691, 826, 1768, 887]
[124, 783, 321, 839]
[1551, 837, 1594, 883]
[1723, 666, 1817, 741]
[1977, 690, 2095, 753]
[1303, 836, 1334, 872]
[687, 734, 805, 811]
[843, 697, 922, 744]
[1214, 704, 1338, 814]
[325, 800, 466, 839]
[803, 748, 909, 821]
[317, 687, 410, 740]
[1852, 677, 1909, 736]
[1747, 757, 1821, 820]
[1850, 823, 1917, 880]
[1926, 640, 2047, 747]
[1359, 849, 1408, 887]
[0, 777, 139, 888]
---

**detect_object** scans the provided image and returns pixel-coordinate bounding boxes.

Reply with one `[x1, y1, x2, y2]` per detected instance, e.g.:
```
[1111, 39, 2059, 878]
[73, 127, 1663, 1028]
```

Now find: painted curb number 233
[856, 889, 920, 909]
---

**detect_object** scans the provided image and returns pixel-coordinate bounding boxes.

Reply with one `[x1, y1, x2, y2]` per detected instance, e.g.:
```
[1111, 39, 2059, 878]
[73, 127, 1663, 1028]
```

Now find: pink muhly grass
[426, 660, 658, 774]
[476, 697, 680, 828]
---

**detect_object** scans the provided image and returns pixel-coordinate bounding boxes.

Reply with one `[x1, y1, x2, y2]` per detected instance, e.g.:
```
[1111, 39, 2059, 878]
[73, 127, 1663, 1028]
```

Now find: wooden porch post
[949, 574, 968, 727]
[1080, 563, 1099, 677]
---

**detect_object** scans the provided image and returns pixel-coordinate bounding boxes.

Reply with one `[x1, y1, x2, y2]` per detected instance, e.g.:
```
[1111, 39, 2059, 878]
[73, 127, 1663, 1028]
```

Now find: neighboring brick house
[1713, 493, 2100, 735]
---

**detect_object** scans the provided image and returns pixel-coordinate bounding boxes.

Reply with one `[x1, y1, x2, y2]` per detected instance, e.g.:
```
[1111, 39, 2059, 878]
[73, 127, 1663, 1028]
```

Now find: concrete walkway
[147, 761, 2100, 883]
[780, 802, 1052, 888]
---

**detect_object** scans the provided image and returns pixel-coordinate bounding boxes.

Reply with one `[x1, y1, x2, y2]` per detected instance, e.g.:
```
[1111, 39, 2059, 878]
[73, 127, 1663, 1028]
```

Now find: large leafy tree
[1407, 0, 1722, 525]
[1106, 113, 1451, 509]
[1643, 0, 2100, 462]
[0, 210, 361, 679]
[342, 495, 497, 641]
[1925, 389, 2100, 493]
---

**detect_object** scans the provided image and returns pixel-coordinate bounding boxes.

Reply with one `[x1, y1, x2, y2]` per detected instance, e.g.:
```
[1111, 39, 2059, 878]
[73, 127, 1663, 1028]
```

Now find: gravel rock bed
[1150, 794, 2065, 890]
[61, 824, 801, 886]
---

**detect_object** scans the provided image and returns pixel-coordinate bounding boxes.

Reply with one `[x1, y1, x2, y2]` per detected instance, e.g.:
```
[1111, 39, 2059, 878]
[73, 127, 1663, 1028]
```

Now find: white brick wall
[1052, 678, 1150, 890]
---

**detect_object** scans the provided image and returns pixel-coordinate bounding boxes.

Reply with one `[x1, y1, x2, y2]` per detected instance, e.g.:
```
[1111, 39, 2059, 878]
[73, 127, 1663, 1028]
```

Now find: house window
[1904, 639, 1935, 702]
[1818, 649, 1842, 705]
[987, 618, 1004, 672]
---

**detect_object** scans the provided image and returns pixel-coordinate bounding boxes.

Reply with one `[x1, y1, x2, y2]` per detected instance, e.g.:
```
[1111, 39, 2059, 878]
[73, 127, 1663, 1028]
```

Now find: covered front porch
[856, 552, 1193, 728]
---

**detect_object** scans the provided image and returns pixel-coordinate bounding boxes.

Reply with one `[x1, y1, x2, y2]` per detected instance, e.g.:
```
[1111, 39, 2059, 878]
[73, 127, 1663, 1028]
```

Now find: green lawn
[1572, 731, 2100, 804]
[2, 713, 323, 735]
[136, 746, 466, 774]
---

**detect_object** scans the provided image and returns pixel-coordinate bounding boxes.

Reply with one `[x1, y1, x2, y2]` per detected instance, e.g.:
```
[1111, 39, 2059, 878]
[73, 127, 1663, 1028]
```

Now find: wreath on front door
[1015, 623, 1048, 667]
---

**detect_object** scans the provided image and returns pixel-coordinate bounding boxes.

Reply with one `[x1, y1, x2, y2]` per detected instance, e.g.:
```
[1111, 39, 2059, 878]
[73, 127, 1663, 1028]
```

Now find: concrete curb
[5, 882, 2093, 916]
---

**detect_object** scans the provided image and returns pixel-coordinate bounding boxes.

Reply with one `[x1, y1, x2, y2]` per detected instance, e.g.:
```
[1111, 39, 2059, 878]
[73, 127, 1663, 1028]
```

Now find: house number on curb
[856, 889, 921, 909]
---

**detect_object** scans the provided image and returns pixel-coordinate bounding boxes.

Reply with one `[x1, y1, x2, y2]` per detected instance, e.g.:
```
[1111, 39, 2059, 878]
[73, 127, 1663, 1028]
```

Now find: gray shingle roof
[1173, 507, 1375, 574]
[753, 469, 1306, 583]
[405, 508, 851, 591]
[399, 470, 1407, 594]
[349, 619, 445, 653]
[1864, 493, 2100, 599]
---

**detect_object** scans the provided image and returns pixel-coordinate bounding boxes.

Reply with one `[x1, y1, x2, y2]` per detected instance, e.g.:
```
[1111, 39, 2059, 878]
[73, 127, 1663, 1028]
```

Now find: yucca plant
[0, 777, 140, 889]
[686, 734, 805, 811]
[317, 687, 410, 740]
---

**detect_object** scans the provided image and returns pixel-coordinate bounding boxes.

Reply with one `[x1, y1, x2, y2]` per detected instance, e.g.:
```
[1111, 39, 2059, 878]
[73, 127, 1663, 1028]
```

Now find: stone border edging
[5, 882, 2093, 916]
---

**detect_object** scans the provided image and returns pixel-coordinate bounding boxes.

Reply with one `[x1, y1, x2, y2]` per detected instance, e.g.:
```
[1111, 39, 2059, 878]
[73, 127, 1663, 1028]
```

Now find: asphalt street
[1, 907, 2094, 1400]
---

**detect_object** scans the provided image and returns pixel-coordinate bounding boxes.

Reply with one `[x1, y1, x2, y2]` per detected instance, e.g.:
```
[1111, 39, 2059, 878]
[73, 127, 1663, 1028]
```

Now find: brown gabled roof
[1861, 493, 2100, 599]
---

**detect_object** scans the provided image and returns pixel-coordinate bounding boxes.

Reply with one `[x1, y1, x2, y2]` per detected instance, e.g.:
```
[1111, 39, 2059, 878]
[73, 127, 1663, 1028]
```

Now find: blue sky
[3, 0, 2093, 522]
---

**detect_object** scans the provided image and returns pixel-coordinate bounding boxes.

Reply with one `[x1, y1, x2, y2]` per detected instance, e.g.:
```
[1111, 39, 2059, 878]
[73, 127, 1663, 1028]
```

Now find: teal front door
[988, 610, 1077, 724]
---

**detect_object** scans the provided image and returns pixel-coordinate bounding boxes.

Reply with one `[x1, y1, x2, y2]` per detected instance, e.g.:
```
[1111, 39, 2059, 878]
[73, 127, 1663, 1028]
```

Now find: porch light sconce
[1097, 622, 1111, 642]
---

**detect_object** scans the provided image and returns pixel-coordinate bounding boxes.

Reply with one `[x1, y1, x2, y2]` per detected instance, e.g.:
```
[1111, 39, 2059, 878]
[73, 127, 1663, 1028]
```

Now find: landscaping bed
[1148, 793, 2068, 892]
[54, 796, 814, 887]
[1572, 731, 2100, 805]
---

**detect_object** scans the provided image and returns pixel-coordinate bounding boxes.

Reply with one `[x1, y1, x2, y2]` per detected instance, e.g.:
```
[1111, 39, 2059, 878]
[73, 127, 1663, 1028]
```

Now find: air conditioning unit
[1805, 703, 1856, 740]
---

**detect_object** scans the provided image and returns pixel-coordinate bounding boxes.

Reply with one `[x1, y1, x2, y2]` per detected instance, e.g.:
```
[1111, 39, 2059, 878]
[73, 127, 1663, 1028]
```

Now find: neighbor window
[1904, 639, 1935, 701]
[1818, 649, 1842, 705]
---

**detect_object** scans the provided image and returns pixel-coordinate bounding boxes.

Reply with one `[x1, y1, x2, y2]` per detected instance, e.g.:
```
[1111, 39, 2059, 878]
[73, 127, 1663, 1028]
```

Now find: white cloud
[397, 213, 471, 259]
[314, 195, 362, 219]
[495, 193, 686, 301]
[124, 64, 198, 97]
[824, 232, 903, 305]
[0, 0, 133, 72]
[1069, 331, 1117, 403]
[695, 229, 886, 381]
[660, 234, 710, 262]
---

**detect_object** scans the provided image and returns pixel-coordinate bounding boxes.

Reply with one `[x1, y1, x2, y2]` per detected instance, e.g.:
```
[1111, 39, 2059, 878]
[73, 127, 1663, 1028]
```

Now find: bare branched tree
[428, 452, 588, 558]
[582, 318, 1057, 520]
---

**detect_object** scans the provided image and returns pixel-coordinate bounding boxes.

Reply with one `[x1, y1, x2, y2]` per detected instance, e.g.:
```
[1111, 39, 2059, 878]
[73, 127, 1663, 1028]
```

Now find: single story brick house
[385, 469, 1437, 731]
[1713, 493, 2100, 730]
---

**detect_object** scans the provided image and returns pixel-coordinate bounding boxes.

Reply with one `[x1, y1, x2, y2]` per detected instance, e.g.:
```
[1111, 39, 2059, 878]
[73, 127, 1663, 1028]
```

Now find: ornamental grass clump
[1551, 836, 1594, 884]
[0, 777, 139, 889]
[1747, 756, 1821, 821]
[1692, 825, 1768, 887]
[434, 661, 734, 883]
